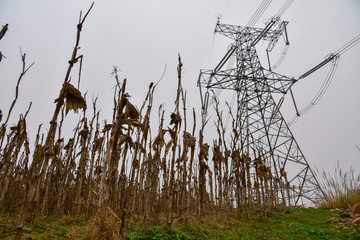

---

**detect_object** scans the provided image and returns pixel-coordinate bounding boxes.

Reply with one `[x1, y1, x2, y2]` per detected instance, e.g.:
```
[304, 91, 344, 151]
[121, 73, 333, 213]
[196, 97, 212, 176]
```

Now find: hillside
[1, 207, 359, 239]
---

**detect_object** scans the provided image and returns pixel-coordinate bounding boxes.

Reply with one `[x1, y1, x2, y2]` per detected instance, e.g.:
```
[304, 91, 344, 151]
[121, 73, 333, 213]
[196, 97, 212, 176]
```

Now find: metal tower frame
[198, 17, 326, 205]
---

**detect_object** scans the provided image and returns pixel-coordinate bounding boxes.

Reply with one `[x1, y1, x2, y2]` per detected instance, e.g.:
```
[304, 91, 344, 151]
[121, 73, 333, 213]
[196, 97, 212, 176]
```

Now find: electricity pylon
[198, 17, 326, 205]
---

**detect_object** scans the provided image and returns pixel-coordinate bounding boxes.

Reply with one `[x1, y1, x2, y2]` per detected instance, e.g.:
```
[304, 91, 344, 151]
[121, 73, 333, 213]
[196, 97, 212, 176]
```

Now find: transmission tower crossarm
[214, 22, 243, 39]
[251, 17, 279, 46]
[298, 54, 339, 80]
[266, 20, 289, 52]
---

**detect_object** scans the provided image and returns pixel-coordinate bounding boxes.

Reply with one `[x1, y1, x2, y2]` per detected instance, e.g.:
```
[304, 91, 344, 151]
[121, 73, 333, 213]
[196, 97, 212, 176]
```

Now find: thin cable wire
[221, 0, 231, 16]
[335, 34, 360, 56]
[275, 0, 295, 18]
[247, 0, 273, 27]
[251, 0, 272, 27]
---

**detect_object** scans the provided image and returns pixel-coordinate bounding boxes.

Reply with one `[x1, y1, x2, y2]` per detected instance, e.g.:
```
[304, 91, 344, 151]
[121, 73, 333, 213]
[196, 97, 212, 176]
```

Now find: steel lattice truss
[198, 18, 324, 205]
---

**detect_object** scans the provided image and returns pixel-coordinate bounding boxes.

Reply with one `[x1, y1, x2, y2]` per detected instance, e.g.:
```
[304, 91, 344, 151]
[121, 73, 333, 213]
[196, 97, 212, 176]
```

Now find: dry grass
[315, 162, 360, 209]
[83, 214, 121, 240]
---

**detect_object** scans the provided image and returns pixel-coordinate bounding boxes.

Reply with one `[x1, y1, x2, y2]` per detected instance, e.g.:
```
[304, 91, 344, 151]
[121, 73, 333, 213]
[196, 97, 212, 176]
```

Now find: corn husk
[61, 82, 87, 114]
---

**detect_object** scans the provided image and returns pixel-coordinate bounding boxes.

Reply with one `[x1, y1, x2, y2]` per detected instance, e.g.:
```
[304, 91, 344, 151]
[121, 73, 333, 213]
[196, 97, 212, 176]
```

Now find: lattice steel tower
[198, 17, 326, 205]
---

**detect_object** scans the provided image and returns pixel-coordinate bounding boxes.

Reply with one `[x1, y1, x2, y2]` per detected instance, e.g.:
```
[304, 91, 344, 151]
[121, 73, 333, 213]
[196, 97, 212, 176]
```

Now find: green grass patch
[127, 207, 359, 240]
[0, 215, 88, 240]
[1, 208, 359, 239]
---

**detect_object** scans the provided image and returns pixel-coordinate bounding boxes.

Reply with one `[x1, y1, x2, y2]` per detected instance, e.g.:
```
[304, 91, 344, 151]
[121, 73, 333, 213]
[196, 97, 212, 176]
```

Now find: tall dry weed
[315, 162, 360, 209]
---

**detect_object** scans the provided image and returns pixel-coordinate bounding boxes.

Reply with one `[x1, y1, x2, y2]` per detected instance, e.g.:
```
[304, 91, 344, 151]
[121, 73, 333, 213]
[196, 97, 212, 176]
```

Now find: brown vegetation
[315, 163, 360, 210]
[0, 4, 296, 239]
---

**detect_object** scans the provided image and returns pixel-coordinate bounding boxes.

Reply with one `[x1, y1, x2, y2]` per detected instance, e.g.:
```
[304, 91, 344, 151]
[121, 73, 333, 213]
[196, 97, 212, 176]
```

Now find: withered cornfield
[0, 4, 295, 238]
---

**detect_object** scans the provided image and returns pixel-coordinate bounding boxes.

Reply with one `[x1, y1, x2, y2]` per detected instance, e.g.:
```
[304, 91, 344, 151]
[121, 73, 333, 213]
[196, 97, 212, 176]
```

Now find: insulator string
[272, 44, 289, 69]
[288, 57, 340, 126]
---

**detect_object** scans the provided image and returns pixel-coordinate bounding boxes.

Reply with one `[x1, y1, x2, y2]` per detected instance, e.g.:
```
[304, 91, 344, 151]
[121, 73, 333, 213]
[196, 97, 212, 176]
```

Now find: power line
[275, 0, 295, 18]
[335, 34, 360, 56]
[247, 0, 273, 27]
[221, 0, 231, 16]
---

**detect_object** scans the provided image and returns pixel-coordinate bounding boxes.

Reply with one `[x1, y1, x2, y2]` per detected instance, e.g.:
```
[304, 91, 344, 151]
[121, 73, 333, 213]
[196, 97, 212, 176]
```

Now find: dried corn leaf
[241, 154, 251, 164]
[213, 145, 224, 163]
[0, 24, 8, 40]
[258, 164, 267, 175]
[233, 128, 240, 140]
[119, 135, 133, 147]
[176, 157, 182, 164]
[231, 150, 240, 162]
[125, 101, 139, 119]
[167, 127, 177, 141]
[93, 137, 103, 151]
[64, 138, 74, 150]
[254, 157, 262, 166]
[127, 119, 142, 128]
[54, 138, 64, 155]
[102, 124, 113, 133]
[165, 139, 174, 153]
[63, 82, 87, 114]
[183, 131, 196, 147]
[142, 115, 150, 134]
[0, 125, 5, 141]
[170, 112, 181, 125]
[280, 167, 287, 178]
[200, 143, 210, 160]
[79, 128, 89, 139]
[152, 130, 165, 148]
[0, 109, 2, 122]
[224, 150, 231, 158]
[10, 125, 19, 131]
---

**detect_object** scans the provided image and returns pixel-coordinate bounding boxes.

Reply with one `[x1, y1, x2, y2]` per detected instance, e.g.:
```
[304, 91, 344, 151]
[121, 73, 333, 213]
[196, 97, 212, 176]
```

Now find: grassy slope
[1, 207, 359, 239]
[128, 208, 359, 240]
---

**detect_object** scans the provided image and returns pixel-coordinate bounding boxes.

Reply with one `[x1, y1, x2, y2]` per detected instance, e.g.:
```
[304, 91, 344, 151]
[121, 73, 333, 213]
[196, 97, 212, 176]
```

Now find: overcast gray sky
[0, 0, 359, 174]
